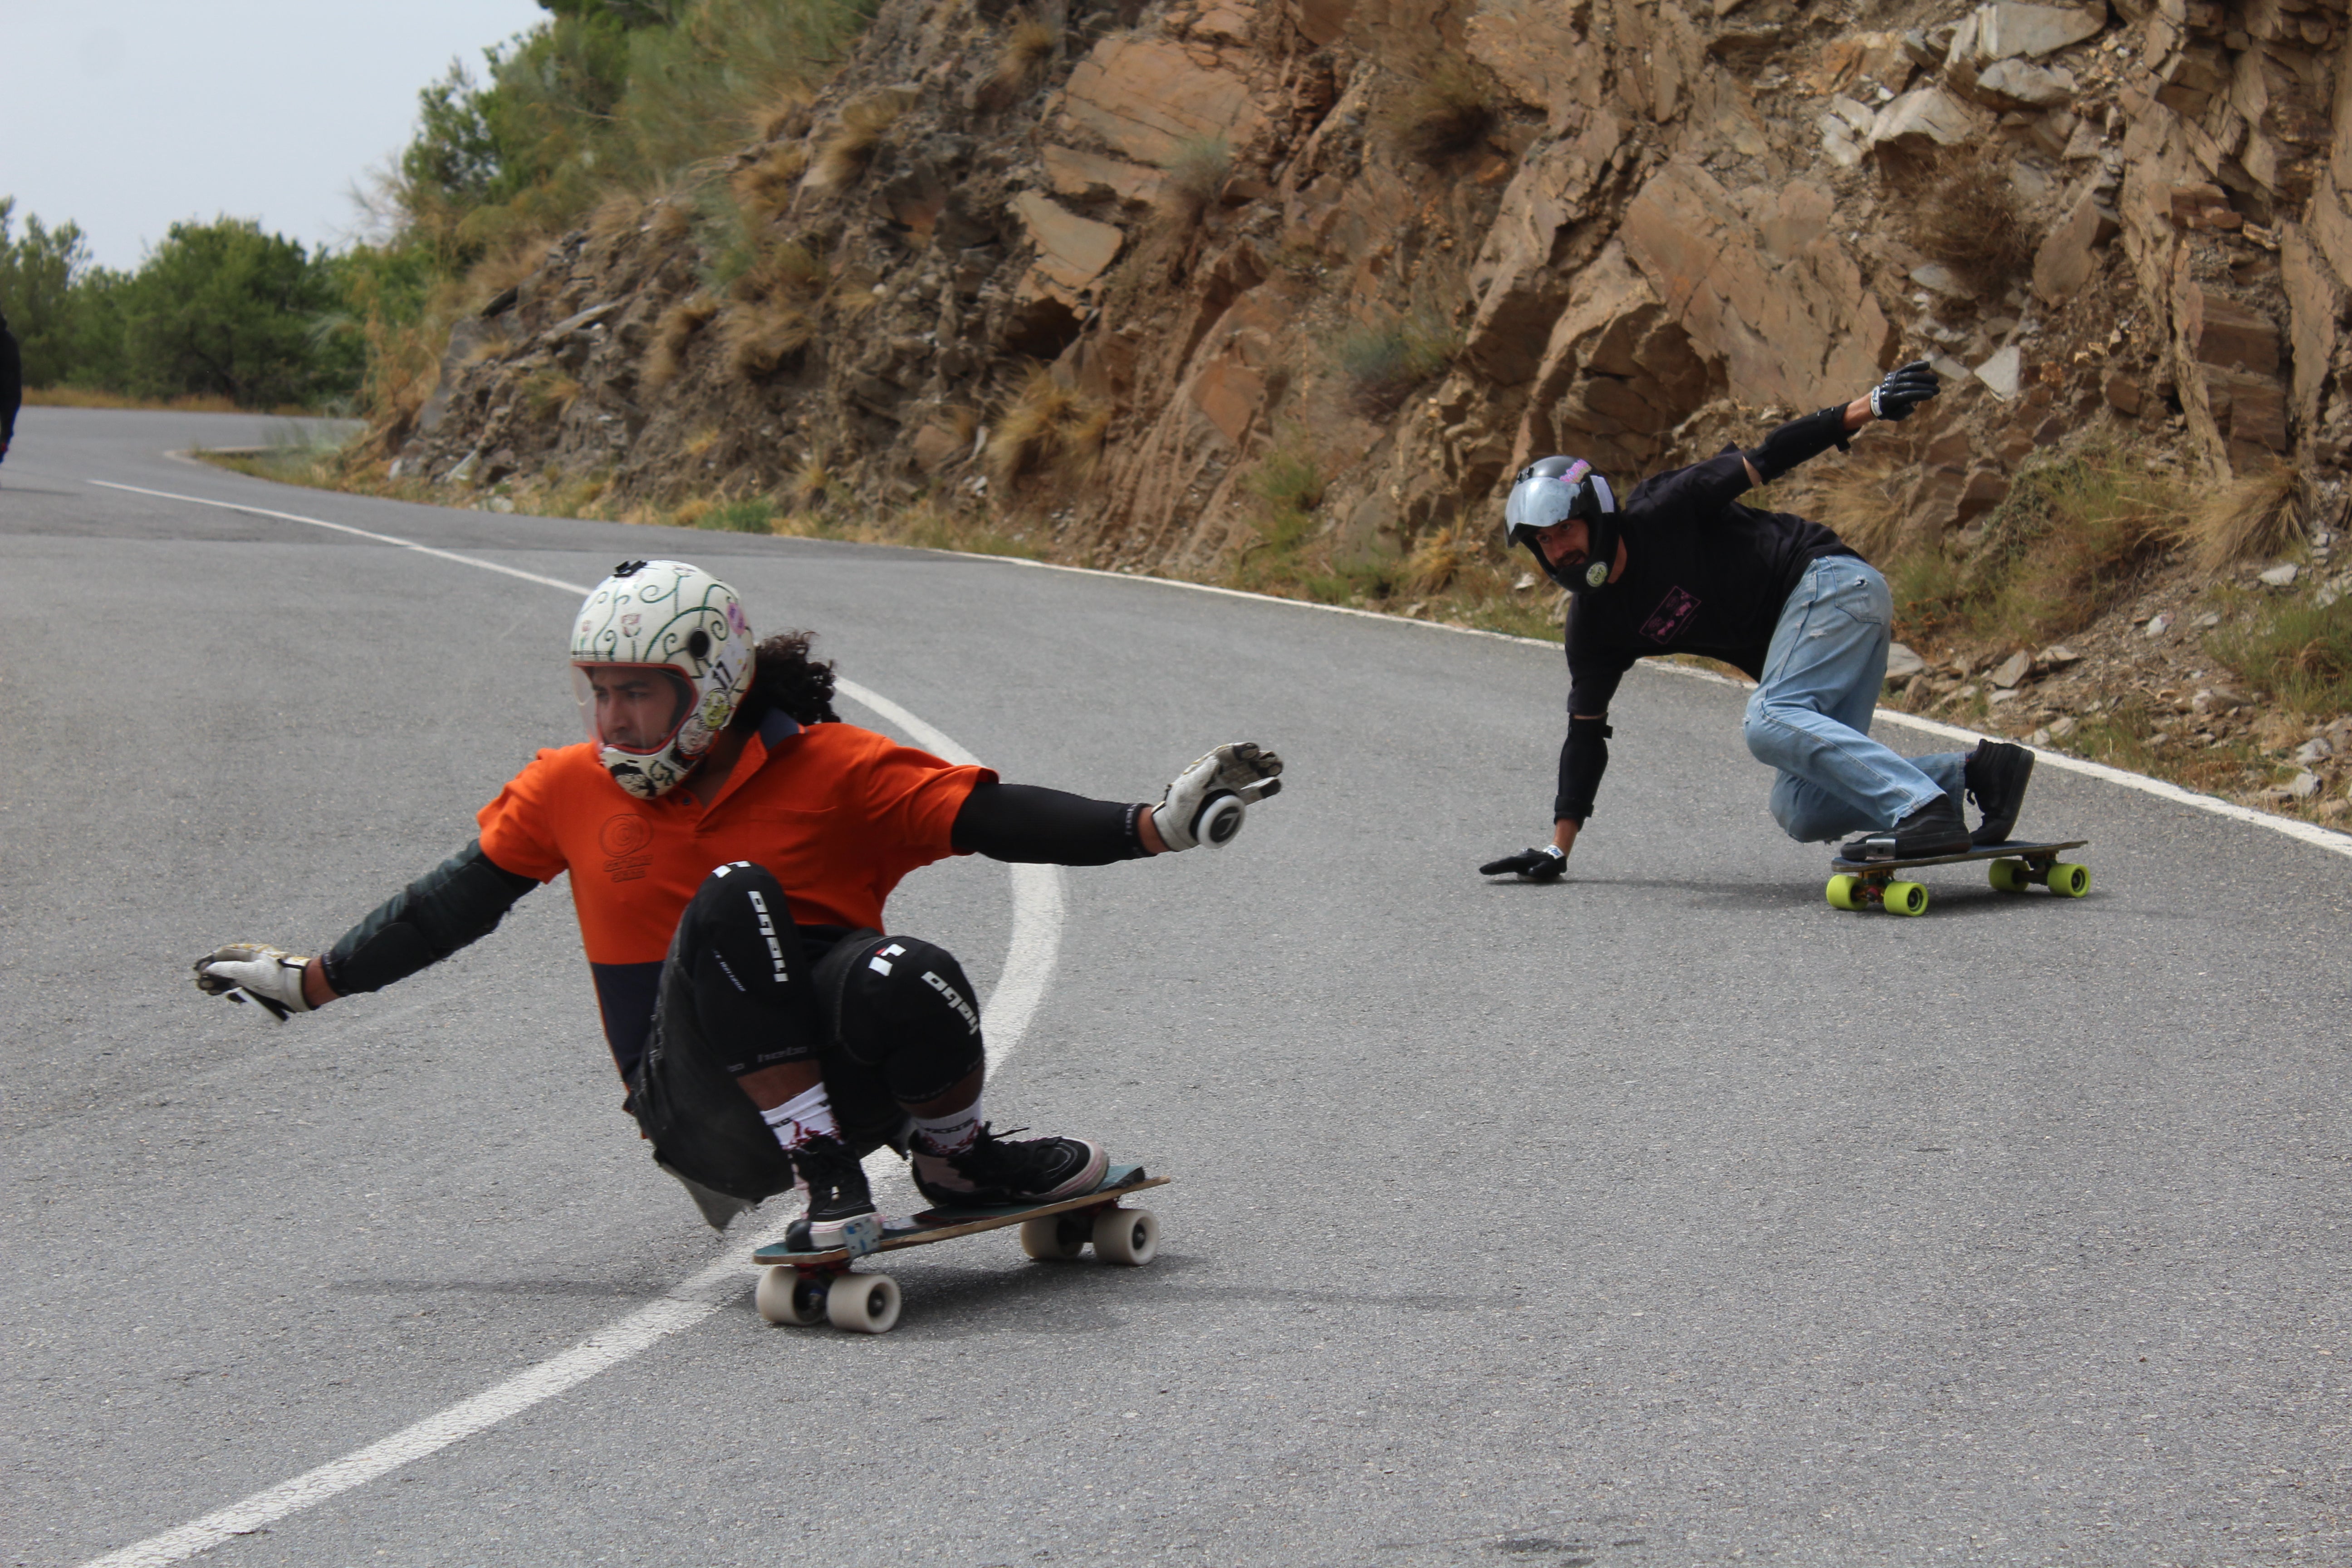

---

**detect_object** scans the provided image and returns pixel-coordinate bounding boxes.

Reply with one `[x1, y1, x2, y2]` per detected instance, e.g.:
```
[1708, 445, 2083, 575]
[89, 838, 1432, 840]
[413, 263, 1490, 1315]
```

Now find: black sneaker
[1839, 796, 1971, 860]
[782, 1135, 880, 1253]
[1964, 740, 2035, 845]
[911, 1125, 1109, 1210]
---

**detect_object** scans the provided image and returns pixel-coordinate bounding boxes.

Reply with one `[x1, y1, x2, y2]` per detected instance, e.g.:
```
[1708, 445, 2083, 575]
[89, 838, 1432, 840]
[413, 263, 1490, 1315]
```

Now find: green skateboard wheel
[1987, 858, 2030, 894]
[1826, 873, 1863, 910]
[2045, 862, 2090, 898]
[1883, 879, 1929, 916]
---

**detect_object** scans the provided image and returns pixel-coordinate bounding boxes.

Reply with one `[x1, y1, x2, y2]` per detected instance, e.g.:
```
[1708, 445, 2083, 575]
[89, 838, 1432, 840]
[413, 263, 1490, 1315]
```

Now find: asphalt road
[4, 407, 2349, 1568]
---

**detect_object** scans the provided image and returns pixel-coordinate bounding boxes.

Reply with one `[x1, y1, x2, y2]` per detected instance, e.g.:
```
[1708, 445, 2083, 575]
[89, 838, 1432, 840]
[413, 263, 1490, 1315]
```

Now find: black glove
[1868, 359, 1940, 421]
[1479, 845, 1567, 881]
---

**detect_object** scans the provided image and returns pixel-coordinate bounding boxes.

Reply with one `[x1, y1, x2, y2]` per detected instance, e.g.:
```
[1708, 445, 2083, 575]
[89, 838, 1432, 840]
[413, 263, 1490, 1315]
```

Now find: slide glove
[1153, 742, 1284, 851]
[1868, 359, 1940, 421]
[1479, 845, 1567, 881]
[192, 942, 315, 1021]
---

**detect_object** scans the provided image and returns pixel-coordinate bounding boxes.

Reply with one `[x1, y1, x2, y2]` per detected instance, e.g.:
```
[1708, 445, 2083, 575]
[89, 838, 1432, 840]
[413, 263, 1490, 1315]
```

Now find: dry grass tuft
[469, 232, 555, 308]
[1403, 519, 1477, 596]
[788, 451, 840, 510]
[752, 92, 813, 145]
[647, 197, 694, 247]
[983, 19, 1058, 108]
[809, 92, 911, 191]
[645, 294, 720, 389]
[588, 193, 646, 253]
[1158, 136, 1233, 222]
[2171, 461, 2308, 573]
[522, 369, 583, 419]
[986, 365, 1112, 491]
[740, 241, 827, 304]
[1788, 449, 1912, 562]
[1382, 58, 1496, 163]
[732, 142, 812, 228]
[1905, 145, 2036, 294]
[720, 300, 815, 380]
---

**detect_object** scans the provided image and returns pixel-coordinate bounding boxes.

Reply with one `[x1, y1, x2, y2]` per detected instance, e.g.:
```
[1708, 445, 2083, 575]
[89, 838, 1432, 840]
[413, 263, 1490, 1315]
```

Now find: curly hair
[730, 630, 840, 729]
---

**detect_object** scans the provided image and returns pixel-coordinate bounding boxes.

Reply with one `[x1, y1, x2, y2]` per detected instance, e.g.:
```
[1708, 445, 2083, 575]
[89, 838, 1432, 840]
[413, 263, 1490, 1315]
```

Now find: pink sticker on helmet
[1564, 460, 1590, 484]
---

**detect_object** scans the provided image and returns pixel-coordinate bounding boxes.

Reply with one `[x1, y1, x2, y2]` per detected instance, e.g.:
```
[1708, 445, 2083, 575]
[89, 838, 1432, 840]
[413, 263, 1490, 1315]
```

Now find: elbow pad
[322, 840, 538, 995]
[1746, 404, 1852, 483]
[1553, 715, 1613, 824]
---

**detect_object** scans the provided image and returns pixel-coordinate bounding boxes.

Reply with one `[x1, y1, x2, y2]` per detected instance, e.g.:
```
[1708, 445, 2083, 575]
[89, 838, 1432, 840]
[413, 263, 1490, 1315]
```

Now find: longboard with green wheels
[748, 1165, 1167, 1334]
[1824, 838, 2090, 917]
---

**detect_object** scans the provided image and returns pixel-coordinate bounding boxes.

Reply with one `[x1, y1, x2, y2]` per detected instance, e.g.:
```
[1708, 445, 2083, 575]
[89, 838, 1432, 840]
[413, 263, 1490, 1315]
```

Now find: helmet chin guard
[569, 559, 754, 799]
[1503, 456, 1619, 593]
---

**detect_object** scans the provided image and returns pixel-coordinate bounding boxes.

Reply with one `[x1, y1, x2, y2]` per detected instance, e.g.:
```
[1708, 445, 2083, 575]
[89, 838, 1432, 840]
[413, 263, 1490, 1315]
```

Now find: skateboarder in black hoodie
[1480, 361, 2034, 882]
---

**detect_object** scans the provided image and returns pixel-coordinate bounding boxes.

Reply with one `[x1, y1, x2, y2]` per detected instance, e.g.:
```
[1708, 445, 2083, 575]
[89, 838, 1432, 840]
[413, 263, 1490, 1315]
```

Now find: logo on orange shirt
[599, 813, 654, 882]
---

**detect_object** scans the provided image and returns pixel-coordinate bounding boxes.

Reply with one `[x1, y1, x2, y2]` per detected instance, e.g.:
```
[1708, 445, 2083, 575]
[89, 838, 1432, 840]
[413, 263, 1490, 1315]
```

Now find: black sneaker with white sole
[1838, 796, 1972, 860]
[911, 1125, 1109, 1210]
[782, 1135, 881, 1253]
[1964, 739, 2035, 845]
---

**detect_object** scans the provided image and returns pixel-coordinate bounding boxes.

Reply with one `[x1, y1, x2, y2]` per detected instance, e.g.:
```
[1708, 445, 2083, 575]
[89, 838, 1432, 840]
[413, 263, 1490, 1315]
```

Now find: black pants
[625, 862, 988, 1202]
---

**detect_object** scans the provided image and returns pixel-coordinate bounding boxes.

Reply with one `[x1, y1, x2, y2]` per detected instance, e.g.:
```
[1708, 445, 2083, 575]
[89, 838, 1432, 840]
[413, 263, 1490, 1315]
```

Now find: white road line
[92, 474, 2352, 862]
[78, 480, 1065, 1568]
[938, 548, 2352, 862]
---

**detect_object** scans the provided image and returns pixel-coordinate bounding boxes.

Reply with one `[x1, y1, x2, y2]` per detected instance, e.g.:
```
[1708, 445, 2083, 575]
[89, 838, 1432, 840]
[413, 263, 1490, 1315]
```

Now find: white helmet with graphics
[569, 559, 754, 799]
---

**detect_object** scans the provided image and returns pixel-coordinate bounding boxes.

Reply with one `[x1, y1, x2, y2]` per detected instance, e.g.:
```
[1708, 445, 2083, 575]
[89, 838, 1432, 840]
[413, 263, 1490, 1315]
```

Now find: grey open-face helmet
[1503, 456, 1619, 592]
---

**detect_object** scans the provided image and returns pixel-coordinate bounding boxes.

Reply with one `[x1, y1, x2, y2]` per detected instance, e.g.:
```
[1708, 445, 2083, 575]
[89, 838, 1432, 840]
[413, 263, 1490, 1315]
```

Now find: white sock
[761, 1084, 838, 1152]
[911, 1100, 983, 1157]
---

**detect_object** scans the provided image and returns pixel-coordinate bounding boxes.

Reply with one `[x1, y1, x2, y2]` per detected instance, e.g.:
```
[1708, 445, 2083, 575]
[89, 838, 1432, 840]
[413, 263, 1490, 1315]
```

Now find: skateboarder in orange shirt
[192, 559, 1284, 1251]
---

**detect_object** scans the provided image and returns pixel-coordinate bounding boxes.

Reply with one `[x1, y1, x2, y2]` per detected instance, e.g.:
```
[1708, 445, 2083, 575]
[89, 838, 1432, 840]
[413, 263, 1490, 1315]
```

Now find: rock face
[386, 0, 2352, 577]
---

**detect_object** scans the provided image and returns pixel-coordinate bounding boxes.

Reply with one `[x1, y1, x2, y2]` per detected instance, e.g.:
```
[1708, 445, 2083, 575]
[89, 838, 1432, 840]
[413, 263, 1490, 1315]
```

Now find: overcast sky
[2, 0, 550, 272]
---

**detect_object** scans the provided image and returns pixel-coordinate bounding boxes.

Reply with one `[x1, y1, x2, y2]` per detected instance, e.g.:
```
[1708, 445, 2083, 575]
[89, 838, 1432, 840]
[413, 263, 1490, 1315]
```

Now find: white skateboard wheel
[1091, 1207, 1159, 1266]
[756, 1266, 827, 1326]
[826, 1271, 902, 1333]
[1020, 1214, 1088, 1260]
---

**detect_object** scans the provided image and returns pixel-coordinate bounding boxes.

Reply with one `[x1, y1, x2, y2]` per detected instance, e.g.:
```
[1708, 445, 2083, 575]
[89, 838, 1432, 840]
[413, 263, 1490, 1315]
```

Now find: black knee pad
[668, 862, 823, 1077]
[828, 936, 986, 1105]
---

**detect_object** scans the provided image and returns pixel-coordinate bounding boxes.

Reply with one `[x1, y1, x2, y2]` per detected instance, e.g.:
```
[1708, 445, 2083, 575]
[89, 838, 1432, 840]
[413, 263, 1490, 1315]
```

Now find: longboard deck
[752, 1164, 1166, 1269]
[1829, 837, 2087, 875]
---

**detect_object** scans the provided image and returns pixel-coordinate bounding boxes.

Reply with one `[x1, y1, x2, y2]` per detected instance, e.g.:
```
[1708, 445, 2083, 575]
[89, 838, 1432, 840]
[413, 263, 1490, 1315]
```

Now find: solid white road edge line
[77, 480, 1064, 1568]
[934, 548, 2352, 862]
[93, 474, 2352, 860]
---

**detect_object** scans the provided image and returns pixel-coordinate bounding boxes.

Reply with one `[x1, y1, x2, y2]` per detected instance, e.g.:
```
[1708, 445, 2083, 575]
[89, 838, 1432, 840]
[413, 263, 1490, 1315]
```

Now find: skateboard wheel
[1020, 1214, 1090, 1260]
[1883, 879, 1929, 916]
[1091, 1207, 1159, 1266]
[1987, 858, 2029, 894]
[756, 1266, 827, 1327]
[2046, 862, 2090, 898]
[1825, 874, 1863, 911]
[826, 1272, 902, 1333]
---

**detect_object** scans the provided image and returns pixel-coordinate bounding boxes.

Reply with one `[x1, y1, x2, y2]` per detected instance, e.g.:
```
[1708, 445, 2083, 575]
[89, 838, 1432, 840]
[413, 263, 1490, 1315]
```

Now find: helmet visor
[1503, 472, 1589, 541]
[573, 663, 696, 755]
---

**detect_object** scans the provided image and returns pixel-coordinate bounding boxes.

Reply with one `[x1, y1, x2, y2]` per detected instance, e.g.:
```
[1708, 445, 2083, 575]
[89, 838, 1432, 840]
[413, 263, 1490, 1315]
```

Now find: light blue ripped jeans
[1741, 557, 1966, 843]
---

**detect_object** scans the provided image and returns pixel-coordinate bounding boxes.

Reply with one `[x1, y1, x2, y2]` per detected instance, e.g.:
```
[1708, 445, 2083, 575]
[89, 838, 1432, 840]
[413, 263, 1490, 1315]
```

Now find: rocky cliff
[381, 0, 2352, 797]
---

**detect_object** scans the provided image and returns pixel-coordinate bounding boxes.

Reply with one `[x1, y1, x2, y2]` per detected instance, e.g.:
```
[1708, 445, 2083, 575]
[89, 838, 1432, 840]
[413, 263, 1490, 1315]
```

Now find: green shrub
[702, 497, 779, 532]
[2213, 593, 2352, 715]
[1334, 307, 1458, 414]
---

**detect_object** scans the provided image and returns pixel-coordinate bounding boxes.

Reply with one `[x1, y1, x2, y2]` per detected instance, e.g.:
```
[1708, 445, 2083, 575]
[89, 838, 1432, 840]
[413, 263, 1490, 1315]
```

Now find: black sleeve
[321, 839, 538, 995]
[951, 782, 1151, 865]
[1745, 405, 1851, 482]
[1558, 611, 1631, 824]
[1554, 717, 1614, 823]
